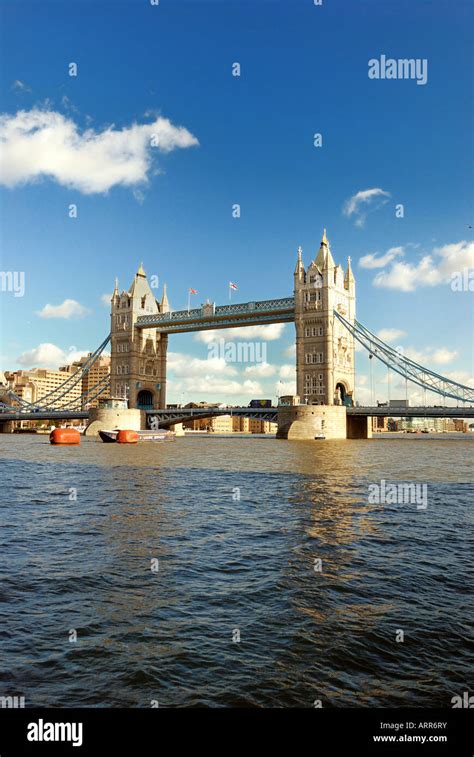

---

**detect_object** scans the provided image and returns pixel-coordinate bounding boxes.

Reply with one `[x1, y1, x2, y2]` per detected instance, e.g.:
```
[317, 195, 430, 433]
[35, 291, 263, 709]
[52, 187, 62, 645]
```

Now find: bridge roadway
[1, 406, 473, 425]
[146, 405, 474, 428]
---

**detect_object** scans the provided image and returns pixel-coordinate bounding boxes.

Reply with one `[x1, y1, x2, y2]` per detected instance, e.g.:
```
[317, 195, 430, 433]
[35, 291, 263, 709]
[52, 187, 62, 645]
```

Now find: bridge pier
[276, 404, 347, 440]
[0, 420, 15, 434]
[347, 414, 372, 439]
[173, 422, 185, 437]
[85, 407, 145, 436]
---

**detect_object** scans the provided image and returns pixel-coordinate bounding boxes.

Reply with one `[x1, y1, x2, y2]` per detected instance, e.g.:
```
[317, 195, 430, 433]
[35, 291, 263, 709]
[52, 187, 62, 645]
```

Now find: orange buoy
[116, 429, 139, 444]
[50, 428, 81, 445]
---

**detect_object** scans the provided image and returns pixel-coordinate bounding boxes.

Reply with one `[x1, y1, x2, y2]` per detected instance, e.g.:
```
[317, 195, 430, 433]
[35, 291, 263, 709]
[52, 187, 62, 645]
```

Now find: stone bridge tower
[294, 230, 355, 406]
[110, 265, 169, 410]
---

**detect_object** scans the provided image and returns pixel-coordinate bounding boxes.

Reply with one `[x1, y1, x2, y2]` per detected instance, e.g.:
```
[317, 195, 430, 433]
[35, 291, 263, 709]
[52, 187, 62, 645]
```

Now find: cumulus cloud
[0, 108, 198, 194]
[17, 343, 88, 369]
[343, 187, 391, 227]
[276, 379, 296, 395]
[244, 362, 276, 377]
[443, 370, 474, 387]
[360, 246, 404, 269]
[168, 351, 299, 401]
[405, 346, 458, 366]
[372, 240, 474, 291]
[279, 364, 295, 379]
[173, 377, 263, 396]
[194, 324, 286, 344]
[37, 299, 89, 319]
[168, 351, 237, 377]
[101, 293, 112, 306]
[376, 328, 407, 343]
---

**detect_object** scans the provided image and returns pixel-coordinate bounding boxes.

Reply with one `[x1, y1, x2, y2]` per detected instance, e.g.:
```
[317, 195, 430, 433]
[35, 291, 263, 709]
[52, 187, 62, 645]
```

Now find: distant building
[395, 417, 457, 432]
[5, 367, 82, 409]
[68, 353, 110, 408]
[372, 416, 388, 432]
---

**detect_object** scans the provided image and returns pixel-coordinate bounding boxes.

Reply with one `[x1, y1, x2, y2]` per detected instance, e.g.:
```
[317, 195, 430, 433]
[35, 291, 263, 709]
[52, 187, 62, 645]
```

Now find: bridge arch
[137, 389, 154, 409]
[335, 380, 352, 406]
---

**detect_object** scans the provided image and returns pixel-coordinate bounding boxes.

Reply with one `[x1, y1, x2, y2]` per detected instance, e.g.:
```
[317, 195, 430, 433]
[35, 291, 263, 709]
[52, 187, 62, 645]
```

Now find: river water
[0, 434, 472, 707]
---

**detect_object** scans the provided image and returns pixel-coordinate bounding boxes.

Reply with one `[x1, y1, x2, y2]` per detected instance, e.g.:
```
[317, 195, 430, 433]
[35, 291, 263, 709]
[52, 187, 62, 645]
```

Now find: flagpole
[229, 283, 231, 303]
[188, 290, 190, 313]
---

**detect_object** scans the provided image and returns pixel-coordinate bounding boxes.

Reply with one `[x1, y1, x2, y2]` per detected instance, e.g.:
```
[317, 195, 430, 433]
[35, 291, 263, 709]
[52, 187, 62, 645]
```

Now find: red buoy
[116, 429, 139, 444]
[50, 428, 81, 445]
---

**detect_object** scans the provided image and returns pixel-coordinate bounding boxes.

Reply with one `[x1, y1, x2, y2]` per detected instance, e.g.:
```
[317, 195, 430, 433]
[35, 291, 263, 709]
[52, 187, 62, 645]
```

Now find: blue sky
[0, 0, 472, 404]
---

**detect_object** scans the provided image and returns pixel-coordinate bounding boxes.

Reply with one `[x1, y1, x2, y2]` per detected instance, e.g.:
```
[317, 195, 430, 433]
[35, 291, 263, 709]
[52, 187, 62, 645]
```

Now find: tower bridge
[2, 231, 473, 439]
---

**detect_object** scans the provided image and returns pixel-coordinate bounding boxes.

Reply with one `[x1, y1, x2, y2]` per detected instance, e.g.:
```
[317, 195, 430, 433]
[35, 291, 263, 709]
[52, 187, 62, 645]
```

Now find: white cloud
[173, 377, 263, 396]
[17, 343, 88, 369]
[37, 299, 89, 319]
[194, 323, 286, 344]
[376, 328, 407, 343]
[279, 364, 295, 379]
[284, 343, 296, 358]
[244, 362, 276, 377]
[168, 351, 237, 377]
[405, 346, 458, 366]
[0, 108, 198, 194]
[276, 379, 296, 395]
[343, 187, 391, 227]
[360, 246, 404, 269]
[101, 293, 112, 306]
[443, 370, 474, 387]
[372, 240, 474, 291]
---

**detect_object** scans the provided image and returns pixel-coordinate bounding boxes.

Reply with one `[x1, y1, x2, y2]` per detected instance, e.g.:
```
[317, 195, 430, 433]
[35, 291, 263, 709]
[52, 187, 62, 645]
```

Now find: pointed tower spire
[113, 276, 119, 295]
[294, 245, 305, 274]
[344, 255, 355, 288]
[315, 228, 335, 269]
[137, 262, 146, 277]
[294, 245, 305, 287]
[160, 283, 170, 313]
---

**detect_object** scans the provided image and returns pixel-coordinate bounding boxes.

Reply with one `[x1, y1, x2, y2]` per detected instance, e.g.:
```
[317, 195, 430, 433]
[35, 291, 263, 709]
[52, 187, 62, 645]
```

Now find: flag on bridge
[229, 281, 238, 302]
[187, 287, 197, 312]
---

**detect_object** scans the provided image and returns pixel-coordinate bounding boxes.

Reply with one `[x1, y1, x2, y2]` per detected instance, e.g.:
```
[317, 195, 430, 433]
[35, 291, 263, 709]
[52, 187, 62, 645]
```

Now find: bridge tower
[294, 230, 356, 406]
[110, 265, 168, 410]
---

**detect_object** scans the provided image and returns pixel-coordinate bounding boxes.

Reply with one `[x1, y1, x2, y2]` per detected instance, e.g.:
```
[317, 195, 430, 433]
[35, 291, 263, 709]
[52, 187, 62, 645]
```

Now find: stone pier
[347, 414, 373, 439]
[85, 407, 145, 436]
[276, 404, 372, 440]
[276, 404, 348, 440]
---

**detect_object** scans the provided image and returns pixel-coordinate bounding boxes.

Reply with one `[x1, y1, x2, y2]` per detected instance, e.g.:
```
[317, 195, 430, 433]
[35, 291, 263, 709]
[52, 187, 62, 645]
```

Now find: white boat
[99, 429, 175, 443]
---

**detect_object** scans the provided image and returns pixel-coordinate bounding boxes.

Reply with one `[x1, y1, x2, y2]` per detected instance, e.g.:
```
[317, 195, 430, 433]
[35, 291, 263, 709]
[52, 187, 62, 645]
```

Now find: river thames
[0, 434, 472, 708]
